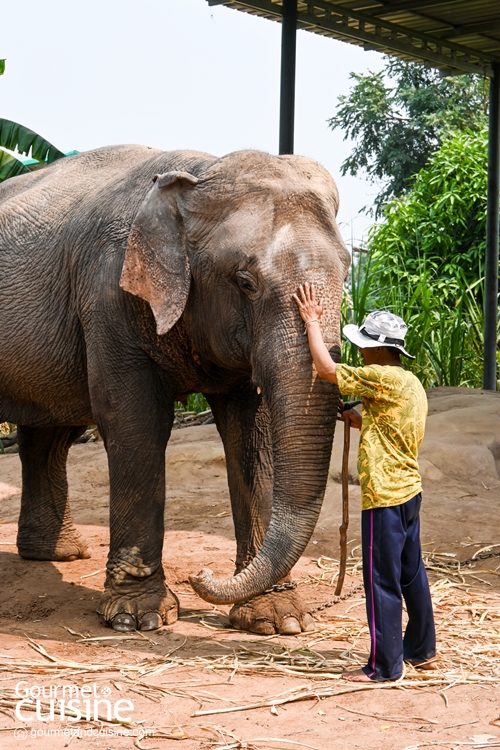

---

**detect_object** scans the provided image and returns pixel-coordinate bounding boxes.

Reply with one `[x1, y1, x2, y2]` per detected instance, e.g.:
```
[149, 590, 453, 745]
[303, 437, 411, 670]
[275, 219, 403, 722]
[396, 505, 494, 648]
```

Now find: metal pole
[484, 62, 500, 391]
[279, 0, 297, 155]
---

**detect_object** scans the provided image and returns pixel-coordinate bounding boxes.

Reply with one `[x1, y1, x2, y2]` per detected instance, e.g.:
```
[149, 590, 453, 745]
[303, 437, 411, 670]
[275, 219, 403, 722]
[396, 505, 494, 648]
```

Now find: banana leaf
[0, 148, 31, 182]
[0, 118, 65, 163]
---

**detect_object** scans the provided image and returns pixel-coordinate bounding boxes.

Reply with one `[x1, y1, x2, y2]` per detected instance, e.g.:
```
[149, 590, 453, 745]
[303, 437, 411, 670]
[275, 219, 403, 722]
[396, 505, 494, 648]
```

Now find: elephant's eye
[235, 270, 259, 296]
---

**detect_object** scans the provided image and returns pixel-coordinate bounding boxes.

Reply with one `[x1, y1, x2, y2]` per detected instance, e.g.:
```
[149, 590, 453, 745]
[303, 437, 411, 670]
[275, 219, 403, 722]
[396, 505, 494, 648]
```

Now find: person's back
[335, 363, 427, 510]
[292, 291, 437, 683]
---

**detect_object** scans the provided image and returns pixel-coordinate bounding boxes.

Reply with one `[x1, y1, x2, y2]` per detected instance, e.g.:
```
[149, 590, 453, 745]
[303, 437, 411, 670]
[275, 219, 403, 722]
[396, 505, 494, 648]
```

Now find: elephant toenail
[279, 616, 301, 635]
[111, 613, 136, 632]
[302, 613, 316, 632]
[165, 606, 178, 625]
[140, 612, 163, 631]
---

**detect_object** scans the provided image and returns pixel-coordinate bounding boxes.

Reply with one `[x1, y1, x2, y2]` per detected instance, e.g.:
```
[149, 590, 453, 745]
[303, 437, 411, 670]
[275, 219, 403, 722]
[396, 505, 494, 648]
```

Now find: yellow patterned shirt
[336, 364, 427, 510]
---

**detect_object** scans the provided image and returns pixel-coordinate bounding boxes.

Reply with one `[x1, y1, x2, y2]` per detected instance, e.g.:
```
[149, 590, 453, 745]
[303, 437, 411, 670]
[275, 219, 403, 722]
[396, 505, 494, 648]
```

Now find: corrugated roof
[208, 0, 500, 75]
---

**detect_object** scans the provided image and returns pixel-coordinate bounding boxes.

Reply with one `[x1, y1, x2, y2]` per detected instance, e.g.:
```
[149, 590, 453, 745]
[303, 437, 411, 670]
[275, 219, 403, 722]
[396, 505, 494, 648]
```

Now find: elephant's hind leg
[16, 425, 92, 561]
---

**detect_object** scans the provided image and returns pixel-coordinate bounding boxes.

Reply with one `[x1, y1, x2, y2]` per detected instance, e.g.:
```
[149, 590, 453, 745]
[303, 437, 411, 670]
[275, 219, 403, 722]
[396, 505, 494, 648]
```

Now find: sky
[2, 0, 386, 244]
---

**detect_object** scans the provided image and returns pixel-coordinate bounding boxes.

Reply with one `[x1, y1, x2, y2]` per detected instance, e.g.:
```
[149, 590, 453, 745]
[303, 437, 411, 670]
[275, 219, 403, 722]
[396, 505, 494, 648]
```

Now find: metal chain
[430, 550, 500, 567]
[263, 579, 364, 610]
[262, 550, 500, 613]
[310, 582, 365, 613]
[264, 581, 298, 594]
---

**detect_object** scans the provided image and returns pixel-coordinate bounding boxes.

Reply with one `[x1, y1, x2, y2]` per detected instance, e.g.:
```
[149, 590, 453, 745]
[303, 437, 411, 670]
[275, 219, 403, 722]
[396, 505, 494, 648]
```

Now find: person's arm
[292, 282, 338, 384]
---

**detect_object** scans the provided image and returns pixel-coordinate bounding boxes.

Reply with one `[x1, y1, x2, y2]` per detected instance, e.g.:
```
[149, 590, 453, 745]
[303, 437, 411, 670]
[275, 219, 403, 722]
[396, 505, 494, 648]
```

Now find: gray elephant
[0, 145, 349, 633]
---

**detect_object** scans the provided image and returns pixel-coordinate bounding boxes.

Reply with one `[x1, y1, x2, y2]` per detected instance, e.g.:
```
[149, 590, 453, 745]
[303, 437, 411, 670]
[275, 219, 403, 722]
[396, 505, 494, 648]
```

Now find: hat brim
[342, 324, 415, 360]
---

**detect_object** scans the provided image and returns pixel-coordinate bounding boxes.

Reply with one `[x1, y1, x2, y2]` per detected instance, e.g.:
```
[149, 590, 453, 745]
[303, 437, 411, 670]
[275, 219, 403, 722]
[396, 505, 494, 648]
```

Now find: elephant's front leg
[91, 365, 178, 632]
[209, 388, 316, 635]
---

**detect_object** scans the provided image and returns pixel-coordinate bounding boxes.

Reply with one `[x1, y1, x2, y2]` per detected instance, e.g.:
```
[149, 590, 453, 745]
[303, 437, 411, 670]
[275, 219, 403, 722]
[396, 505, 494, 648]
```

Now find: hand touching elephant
[0, 145, 350, 633]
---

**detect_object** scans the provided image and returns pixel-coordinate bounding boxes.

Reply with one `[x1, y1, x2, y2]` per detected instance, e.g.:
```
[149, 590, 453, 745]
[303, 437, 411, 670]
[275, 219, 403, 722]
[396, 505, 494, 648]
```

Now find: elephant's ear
[120, 171, 199, 335]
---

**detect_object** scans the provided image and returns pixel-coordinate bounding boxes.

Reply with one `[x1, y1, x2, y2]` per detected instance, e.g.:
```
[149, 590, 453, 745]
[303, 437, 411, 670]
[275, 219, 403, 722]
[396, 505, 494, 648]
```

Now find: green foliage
[0, 59, 66, 182]
[175, 393, 210, 413]
[0, 118, 65, 164]
[341, 250, 373, 368]
[342, 128, 498, 390]
[328, 58, 488, 215]
[369, 128, 488, 295]
[0, 422, 16, 455]
[187, 393, 210, 412]
[0, 147, 30, 181]
[342, 255, 492, 389]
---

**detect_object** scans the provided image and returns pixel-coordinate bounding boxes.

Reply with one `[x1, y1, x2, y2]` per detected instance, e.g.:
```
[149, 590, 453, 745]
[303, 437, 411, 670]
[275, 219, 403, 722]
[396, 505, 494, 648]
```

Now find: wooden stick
[335, 417, 350, 596]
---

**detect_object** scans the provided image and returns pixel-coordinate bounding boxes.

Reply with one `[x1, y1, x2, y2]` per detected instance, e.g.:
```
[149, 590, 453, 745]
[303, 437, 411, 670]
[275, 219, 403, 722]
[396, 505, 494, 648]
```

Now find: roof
[208, 1, 500, 76]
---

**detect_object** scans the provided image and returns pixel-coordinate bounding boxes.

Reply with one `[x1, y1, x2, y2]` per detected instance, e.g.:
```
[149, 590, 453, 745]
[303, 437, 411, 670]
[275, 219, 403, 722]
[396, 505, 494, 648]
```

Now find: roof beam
[366, 0, 465, 13]
[365, 0, 500, 47]
[208, 0, 279, 11]
[307, 0, 493, 74]
[366, 0, 500, 40]
[429, 19, 500, 39]
[211, 1, 498, 73]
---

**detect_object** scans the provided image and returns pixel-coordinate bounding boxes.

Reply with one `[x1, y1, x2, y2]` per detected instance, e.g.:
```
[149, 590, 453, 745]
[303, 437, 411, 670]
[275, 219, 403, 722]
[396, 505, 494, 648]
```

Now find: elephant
[0, 145, 349, 634]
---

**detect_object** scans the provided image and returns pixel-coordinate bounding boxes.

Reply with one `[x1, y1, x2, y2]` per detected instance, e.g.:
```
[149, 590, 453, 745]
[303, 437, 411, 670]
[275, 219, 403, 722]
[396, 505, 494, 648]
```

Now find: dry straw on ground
[0, 549, 499, 747]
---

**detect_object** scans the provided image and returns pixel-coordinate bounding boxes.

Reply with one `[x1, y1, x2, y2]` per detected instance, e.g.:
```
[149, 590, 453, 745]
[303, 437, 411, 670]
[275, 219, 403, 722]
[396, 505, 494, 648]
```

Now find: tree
[328, 58, 488, 216]
[0, 59, 65, 181]
[368, 127, 488, 291]
[346, 128, 497, 389]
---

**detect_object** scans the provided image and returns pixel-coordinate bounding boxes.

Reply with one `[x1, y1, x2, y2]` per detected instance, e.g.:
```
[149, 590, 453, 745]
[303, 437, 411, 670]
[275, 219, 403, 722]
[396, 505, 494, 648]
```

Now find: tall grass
[341, 249, 374, 368]
[341, 250, 497, 390]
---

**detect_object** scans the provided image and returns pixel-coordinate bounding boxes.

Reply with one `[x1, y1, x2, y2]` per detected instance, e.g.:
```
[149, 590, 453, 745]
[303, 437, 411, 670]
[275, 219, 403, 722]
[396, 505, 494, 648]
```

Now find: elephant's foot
[229, 586, 316, 635]
[17, 526, 91, 562]
[98, 566, 179, 632]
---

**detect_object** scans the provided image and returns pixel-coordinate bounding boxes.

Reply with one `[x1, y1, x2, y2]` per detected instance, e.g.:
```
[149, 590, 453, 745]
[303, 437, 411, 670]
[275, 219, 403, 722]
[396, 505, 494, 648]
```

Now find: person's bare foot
[341, 668, 373, 683]
[407, 657, 439, 671]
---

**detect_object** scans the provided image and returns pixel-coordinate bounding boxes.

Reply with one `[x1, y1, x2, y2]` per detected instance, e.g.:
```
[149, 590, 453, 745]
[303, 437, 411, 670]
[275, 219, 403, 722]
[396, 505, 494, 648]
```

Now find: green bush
[342, 128, 499, 390]
[175, 393, 210, 413]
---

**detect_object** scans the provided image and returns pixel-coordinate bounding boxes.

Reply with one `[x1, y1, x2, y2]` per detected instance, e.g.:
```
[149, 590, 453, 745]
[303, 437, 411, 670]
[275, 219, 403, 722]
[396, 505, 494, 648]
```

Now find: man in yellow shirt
[293, 283, 436, 682]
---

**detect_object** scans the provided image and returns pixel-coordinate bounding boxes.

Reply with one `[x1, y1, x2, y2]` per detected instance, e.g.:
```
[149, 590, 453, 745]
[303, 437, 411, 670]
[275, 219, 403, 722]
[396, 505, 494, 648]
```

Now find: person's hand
[292, 282, 323, 324]
[338, 404, 362, 429]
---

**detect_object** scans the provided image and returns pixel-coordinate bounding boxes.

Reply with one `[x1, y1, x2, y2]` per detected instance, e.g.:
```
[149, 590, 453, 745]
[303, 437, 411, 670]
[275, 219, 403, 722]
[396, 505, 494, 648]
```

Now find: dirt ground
[0, 387, 500, 750]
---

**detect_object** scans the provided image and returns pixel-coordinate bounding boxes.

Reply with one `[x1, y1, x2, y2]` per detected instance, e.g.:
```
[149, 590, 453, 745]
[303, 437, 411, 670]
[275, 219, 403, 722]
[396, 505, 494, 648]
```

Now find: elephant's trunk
[189, 343, 339, 605]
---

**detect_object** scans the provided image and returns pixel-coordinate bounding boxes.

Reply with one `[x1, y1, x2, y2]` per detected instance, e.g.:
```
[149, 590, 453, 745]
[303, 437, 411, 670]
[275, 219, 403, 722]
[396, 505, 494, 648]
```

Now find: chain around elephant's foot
[97, 565, 179, 632]
[17, 525, 91, 562]
[229, 584, 316, 635]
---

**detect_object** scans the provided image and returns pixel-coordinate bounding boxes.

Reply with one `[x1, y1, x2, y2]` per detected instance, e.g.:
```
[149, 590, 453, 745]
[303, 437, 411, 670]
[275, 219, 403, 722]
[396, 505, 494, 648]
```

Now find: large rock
[164, 388, 500, 488]
[420, 388, 500, 483]
[329, 387, 500, 486]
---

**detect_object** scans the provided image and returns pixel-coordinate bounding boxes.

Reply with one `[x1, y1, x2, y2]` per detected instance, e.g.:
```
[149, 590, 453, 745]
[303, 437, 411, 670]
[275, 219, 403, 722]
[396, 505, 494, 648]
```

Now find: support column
[484, 62, 500, 390]
[279, 0, 297, 155]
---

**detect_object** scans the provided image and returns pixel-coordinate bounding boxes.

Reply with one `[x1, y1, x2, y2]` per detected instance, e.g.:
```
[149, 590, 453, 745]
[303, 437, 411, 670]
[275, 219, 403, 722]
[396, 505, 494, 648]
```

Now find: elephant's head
[120, 150, 350, 604]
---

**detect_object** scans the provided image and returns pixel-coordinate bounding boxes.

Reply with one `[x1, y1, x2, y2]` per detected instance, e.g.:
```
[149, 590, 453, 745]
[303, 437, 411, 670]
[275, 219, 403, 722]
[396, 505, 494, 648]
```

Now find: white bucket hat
[343, 310, 415, 360]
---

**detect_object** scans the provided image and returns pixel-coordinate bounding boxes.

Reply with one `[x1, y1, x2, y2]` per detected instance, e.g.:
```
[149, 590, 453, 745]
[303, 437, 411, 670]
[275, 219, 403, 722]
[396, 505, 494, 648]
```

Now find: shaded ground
[0, 387, 499, 750]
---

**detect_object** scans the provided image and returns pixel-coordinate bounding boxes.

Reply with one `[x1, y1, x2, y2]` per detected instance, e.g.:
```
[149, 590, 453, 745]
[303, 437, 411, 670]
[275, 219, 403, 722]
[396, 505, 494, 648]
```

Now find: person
[293, 282, 437, 683]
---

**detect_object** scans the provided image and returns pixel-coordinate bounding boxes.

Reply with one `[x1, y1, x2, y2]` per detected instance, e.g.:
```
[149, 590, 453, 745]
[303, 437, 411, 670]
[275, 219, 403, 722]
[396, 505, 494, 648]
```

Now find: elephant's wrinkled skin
[0, 146, 349, 633]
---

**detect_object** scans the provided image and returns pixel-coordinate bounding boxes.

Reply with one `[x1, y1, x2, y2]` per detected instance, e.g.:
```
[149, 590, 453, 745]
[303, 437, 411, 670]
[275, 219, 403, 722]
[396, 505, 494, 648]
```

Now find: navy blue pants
[361, 493, 436, 681]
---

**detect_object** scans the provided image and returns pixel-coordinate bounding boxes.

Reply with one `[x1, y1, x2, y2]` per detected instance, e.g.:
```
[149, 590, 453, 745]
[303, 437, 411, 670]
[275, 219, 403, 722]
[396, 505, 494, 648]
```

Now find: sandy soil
[0, 387, 499, 750]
